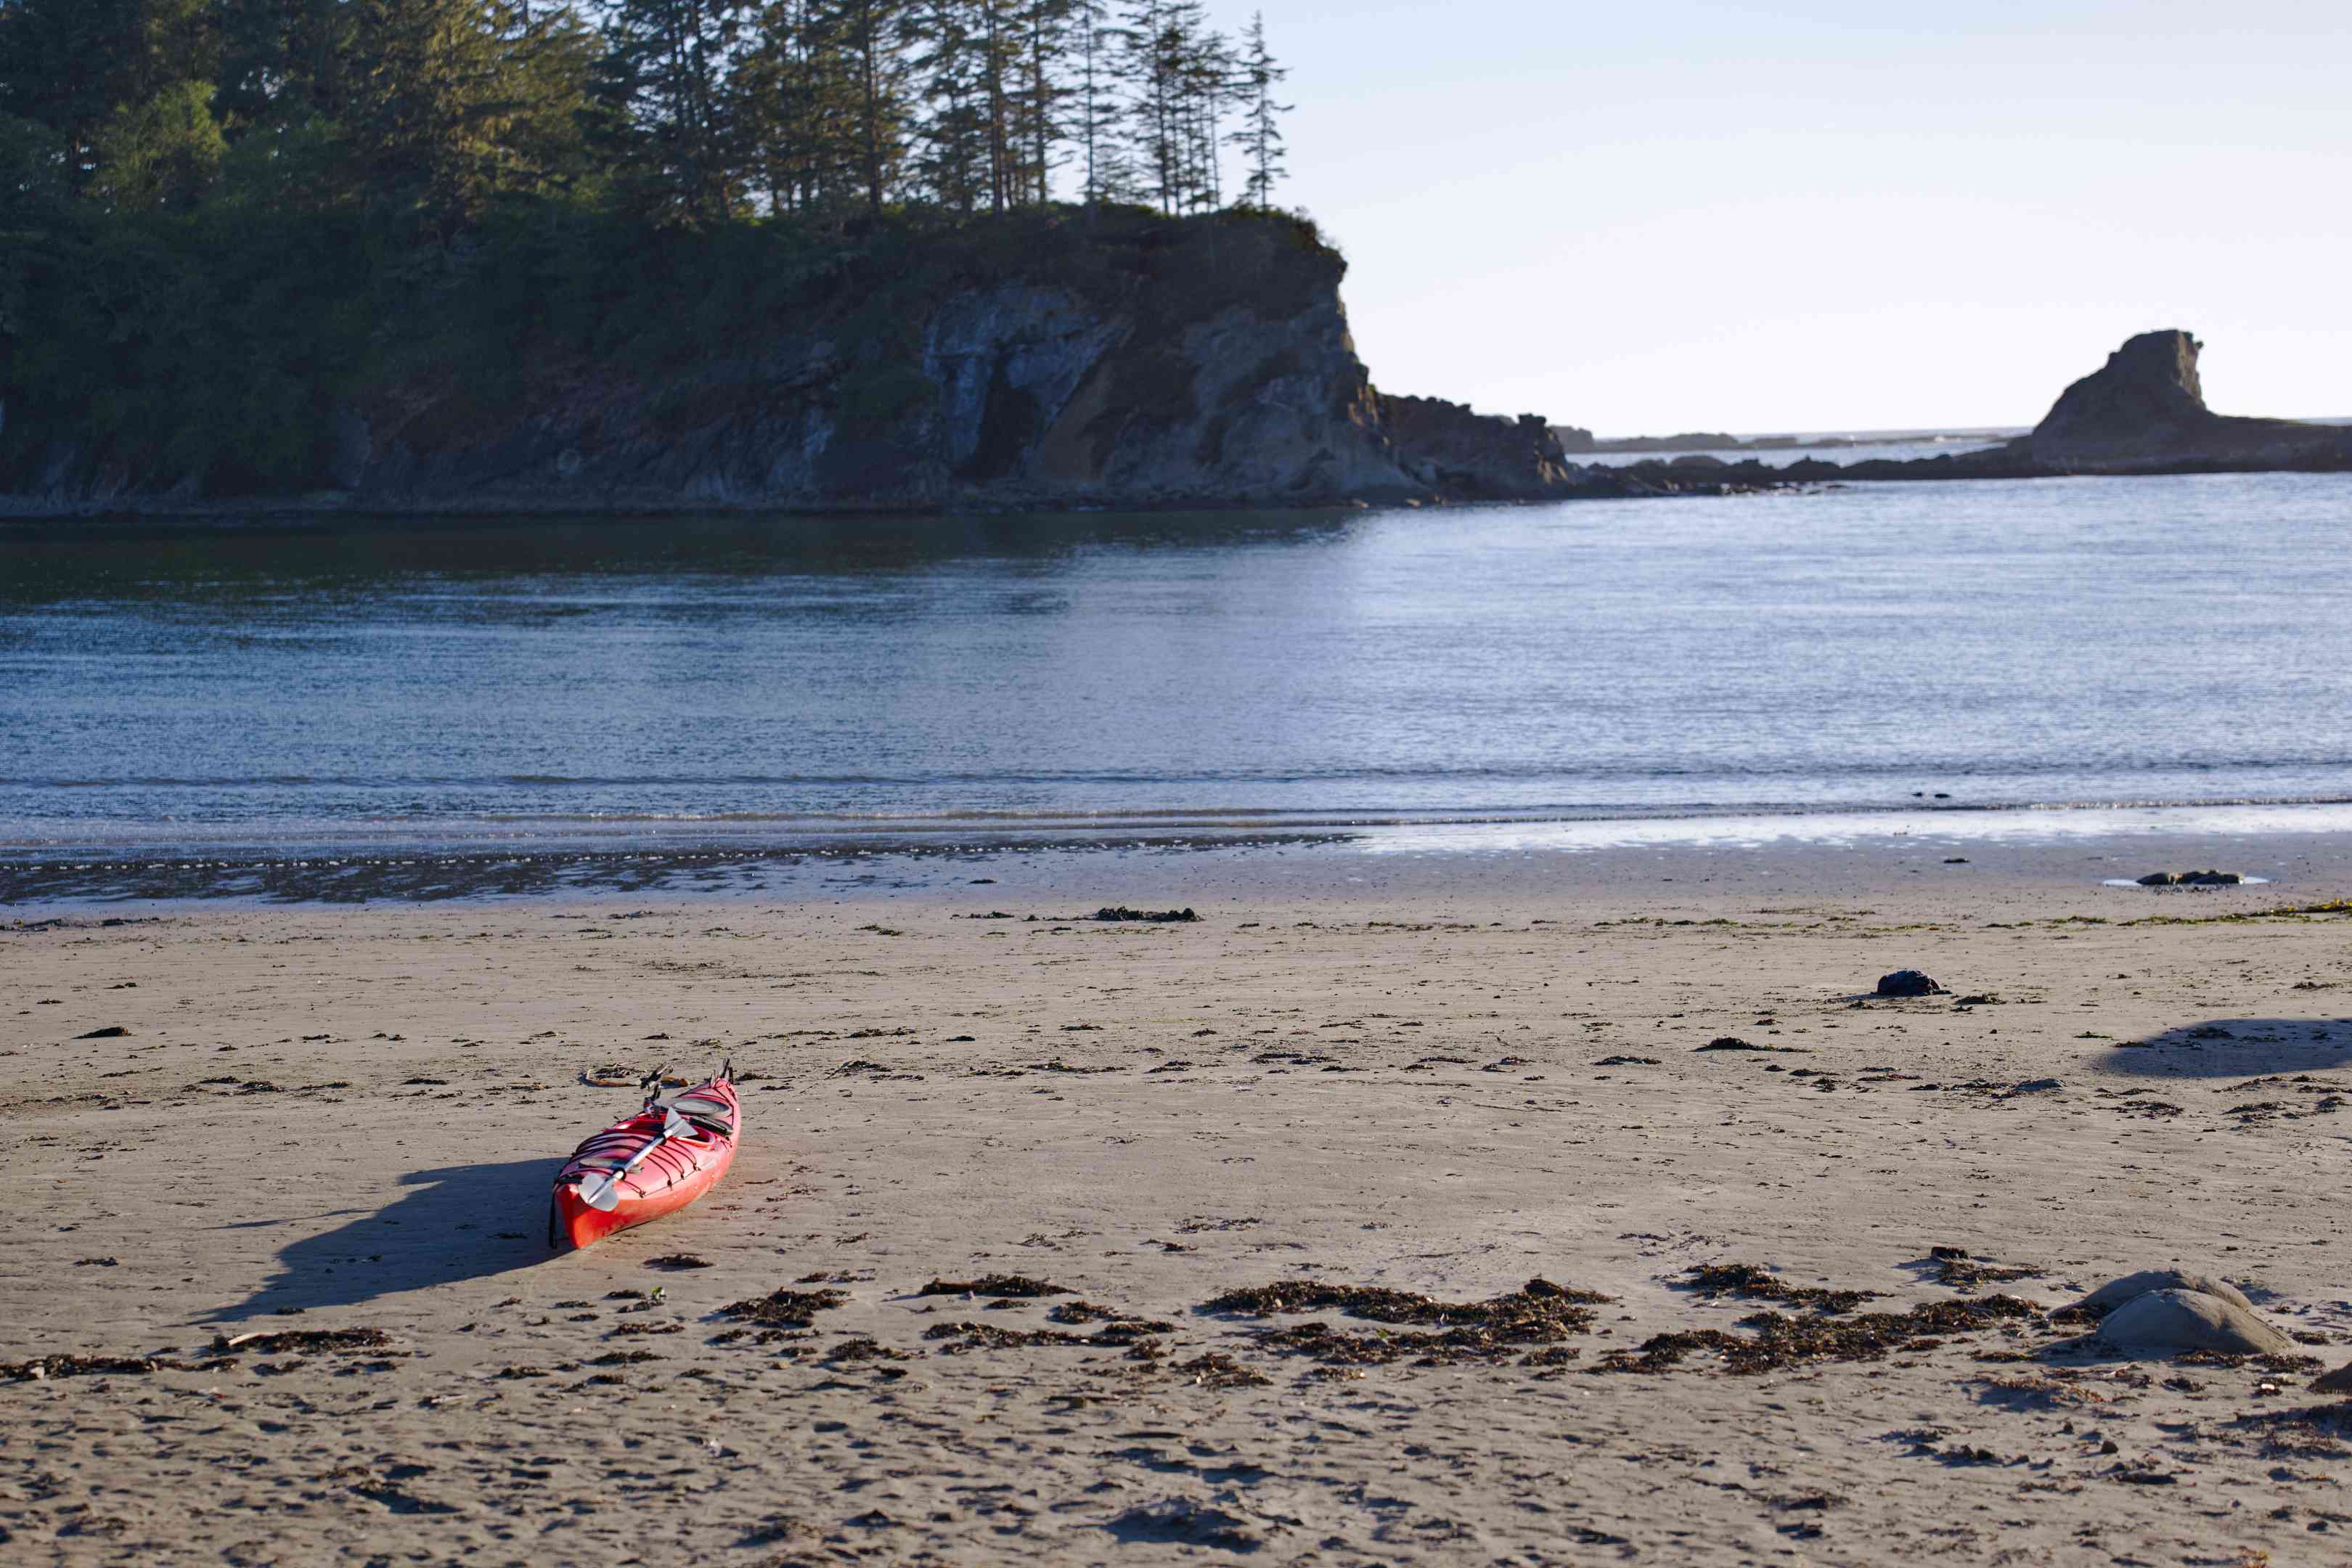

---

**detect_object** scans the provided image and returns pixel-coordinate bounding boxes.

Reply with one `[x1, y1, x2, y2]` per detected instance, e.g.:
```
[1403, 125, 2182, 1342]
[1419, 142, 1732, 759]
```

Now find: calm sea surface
[4, 470, 2350, 892]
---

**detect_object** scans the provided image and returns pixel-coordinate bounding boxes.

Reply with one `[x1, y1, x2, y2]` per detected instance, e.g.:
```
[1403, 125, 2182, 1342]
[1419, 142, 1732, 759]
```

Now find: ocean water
[3, 469, 2350, 896]
[1575, 435, 2016, 467]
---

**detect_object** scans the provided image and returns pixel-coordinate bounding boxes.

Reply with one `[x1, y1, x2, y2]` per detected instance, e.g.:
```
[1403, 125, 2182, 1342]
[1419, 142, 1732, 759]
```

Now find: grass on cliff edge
[0, 199, 1339, 501]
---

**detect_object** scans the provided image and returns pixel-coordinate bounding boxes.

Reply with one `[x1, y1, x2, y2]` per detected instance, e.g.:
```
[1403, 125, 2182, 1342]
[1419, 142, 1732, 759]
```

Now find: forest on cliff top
[0, 0, 1304, 495]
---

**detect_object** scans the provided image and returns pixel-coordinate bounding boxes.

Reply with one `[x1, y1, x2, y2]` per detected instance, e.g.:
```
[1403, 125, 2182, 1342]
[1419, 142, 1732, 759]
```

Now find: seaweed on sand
[922, 1318, 1174, 1352]
[1201, 1275, 1610, 1328]
[212, 1327, 394, 1355]
[716, 1287, 849, 1328]
[1166, 1352, 1272, 1389]
[1, 1352, 190, 1381]
[1206, 1278, 1612, 1368]
[1680, 1263, 1881, 1313]
[916, 1273, 1073, 1298]
[1253, 1318, 1591, 1368]
[1592, 1296, 2045, 1375]
[1926, 1248, 2041, 1291]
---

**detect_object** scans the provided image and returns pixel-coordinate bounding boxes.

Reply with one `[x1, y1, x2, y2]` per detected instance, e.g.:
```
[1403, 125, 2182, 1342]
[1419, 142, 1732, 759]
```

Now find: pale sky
[1212, 0, 2351, 435]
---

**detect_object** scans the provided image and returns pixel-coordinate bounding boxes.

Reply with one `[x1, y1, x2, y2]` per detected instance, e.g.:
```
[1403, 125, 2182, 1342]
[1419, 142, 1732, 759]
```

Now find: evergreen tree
[825, 0, 915, 217]
[209, 0, 358, 131]
[1170, 3, 1230, 213]
[600, 0, 745, 226]
[1008, 0, 1067, 204]
[1113, 0, 1172, 212]
[1066, 0, 1126, 205]
[89, 76, 227, 211]
[909, 0, 983, 211]
[735, 0, 861, 216]
[1229, 9, 1284, 207]
[0, 0, 219, 197]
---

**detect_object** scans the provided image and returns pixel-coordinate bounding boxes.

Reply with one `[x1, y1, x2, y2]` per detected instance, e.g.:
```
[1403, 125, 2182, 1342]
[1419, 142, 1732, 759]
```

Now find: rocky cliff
[3, 208, 1601, 515]
[2027, 329, 2351, 472]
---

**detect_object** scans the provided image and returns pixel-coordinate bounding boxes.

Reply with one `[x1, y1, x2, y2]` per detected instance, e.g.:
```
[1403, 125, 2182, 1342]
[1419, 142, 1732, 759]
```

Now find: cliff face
[6, 209, 1584, 515]
[1380, 396, 1577, 499]
[2030, 330, 2351, 471]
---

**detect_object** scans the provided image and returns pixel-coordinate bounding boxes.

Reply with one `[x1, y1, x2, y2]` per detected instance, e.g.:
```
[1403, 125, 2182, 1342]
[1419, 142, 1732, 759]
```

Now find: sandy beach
[7, 846, 2352, 1566]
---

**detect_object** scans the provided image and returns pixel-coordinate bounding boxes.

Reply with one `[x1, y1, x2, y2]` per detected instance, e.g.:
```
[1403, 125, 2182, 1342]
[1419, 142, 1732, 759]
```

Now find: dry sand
[6, 861, 2352, 1565]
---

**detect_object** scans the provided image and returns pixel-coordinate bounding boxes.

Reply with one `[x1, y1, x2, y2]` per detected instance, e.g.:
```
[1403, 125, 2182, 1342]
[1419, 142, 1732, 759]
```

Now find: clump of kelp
[716, 1287, 850, 1328]
[3, 1326, 396, 1381]
[212, 1327, 393, 1355]
[923, 1317, 1175, 1352]
[1201, 1278, 1612, 1368]
[1925, 1247, 2042, 1292]
[1593, 1297, 2045, 1375]
[915, 1274, 1072, 1298]
[1678, 1264, 1881, 1313]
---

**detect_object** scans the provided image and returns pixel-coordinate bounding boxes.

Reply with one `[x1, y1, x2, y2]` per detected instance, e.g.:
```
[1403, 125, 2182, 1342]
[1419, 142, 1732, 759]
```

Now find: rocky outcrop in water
[1583, 329, 2348, 490]
[1380, 396, 1579, 499]
[2028, 330, 2351, 472]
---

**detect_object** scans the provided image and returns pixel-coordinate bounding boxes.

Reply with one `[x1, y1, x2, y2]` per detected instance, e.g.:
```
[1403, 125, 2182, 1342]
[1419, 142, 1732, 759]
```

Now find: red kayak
[550, 1064, 740, 1251]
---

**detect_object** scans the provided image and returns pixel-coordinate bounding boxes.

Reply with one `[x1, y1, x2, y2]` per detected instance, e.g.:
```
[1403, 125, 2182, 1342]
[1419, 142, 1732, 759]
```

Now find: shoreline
[7, 446, 2351, 525]
[9, 796, 2352, 908]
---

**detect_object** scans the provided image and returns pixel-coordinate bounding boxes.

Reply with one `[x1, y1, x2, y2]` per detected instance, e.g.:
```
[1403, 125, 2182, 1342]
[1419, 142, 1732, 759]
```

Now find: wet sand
[7, 850, 2352, 1564]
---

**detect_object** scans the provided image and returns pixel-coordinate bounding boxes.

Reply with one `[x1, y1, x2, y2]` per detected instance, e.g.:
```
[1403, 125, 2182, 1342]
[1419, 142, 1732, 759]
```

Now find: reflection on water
[5, 471, 2352, 902]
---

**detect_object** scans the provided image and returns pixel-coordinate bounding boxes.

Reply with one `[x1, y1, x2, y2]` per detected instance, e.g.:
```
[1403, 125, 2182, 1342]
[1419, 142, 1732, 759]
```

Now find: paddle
[575, 1107, 694, 1212]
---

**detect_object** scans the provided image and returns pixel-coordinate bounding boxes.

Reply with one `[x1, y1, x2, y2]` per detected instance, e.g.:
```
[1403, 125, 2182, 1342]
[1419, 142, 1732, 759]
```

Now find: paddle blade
[662, 1108, 692, 1140]
[577, 1175, 621, 1212]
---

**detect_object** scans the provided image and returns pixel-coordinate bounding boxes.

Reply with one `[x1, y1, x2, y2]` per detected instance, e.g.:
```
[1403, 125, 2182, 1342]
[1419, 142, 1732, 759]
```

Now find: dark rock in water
[2029, 330, 2352, 473]
[2136, 870, 2240, 886]
[2136, 872, 2176, 886]
[1875, 970, 1945, 997]
[1381, 395, 1579, 499]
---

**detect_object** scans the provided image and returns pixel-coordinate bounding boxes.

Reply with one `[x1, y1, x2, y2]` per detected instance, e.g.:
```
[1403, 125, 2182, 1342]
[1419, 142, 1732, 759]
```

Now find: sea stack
[2029, 330, 2351, 472]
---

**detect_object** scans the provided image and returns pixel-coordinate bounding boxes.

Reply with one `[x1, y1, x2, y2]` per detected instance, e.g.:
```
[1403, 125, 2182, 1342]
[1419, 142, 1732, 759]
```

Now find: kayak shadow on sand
[2099, 1015, 2352, 1079]
[204, 1157, 563, 1323]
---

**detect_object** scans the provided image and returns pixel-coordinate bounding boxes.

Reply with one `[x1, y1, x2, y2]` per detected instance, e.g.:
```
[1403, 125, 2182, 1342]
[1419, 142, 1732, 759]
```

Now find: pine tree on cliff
[1230, 9, 1286, 207]
[978, 0, 1013, 211]
[1111, 0, 1236, 214]
[824, 0, 918, 217]
[1170, 1, 1232, 213]
[909, 0, 984, 211]
[1112, 0, 1174, 211]
[342, 1, 598, 237]
[735, 0, 865, 216]
[600, 0, 746, 225]
[1009, 0, 1071, 205]
[1065, 0, 1123, 205]
[0, 0, 221, 203]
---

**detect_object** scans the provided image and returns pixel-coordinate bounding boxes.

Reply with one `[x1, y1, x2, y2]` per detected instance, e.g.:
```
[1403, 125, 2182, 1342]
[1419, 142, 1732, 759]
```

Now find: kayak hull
[550, 1074, 740, 1251]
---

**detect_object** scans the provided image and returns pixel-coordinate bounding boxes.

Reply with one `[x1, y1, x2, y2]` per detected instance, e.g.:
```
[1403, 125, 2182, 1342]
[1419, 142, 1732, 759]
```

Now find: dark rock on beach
[1875, 970, 1945, 997]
